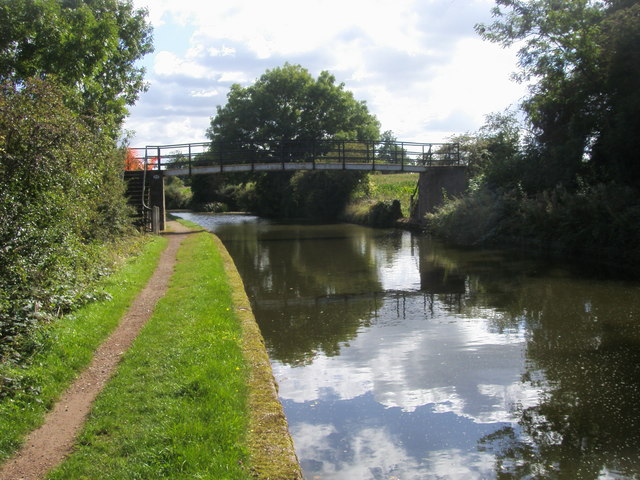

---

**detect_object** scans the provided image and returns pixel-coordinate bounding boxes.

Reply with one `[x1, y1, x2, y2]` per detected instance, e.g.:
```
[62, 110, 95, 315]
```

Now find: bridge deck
[163, 161, 434, 176]
[130, 140, 464, 176]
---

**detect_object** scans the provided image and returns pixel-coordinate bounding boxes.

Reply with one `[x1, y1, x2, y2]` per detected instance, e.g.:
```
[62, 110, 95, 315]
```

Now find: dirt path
[0, 221, 191, 480]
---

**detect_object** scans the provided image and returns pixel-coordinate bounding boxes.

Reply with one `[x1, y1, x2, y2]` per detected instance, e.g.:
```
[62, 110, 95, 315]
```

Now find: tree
[208, 63, 380, 147]
[452, 110, 526, 190]
[476, 0, 640, 188]
[124, 148, 143, 170]
[0, 0, 153, 135]
[205, 64, 381, 219]
[377, 130, 402, 163]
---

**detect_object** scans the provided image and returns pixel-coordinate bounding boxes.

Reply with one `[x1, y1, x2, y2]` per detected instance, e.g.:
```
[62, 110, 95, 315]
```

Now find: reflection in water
[176, 213, 640, 480]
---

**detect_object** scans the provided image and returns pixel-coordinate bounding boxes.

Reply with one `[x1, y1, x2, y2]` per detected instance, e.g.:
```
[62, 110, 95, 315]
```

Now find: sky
[125, 0, 529, 148]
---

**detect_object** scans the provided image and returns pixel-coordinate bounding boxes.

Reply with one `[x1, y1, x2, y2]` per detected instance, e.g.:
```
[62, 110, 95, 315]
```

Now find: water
[176, 212, 640, 479]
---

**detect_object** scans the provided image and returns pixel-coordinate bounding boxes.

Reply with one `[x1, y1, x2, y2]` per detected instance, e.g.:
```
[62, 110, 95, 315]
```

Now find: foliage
[208, 63, 380, 146]
[249, 172, 297, 218]
[0, 0, 153, 135]
[429, 1, 640, 264]
[477, 0, 640, 188]
[124, 147, 143, 170]
[376, 130, 403, 163]
[189, 172, 229, 208]
[449, 110, 528, 191]
[427, 183, 640, 264]
[199, 201, 229, 213]
[0, 78, 132, 362]
[347, 172, 418, 221]
[123, 148, 154, 171]
[291, 170, 366, 220]
[163, 176, 192, 209]
[343, 199, 403, 228]
[203, 63, 380, 219]
[426, 188, 507, 246]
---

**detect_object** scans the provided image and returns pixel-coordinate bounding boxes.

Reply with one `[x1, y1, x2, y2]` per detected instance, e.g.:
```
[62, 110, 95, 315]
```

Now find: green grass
[168, 214, 201, 230]
[47, 231, 252, 480]
[352, 172, 418, 216]
[0, 235, 168, 462]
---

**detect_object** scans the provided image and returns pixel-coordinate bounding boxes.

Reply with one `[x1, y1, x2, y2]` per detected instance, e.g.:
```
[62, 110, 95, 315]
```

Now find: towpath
[0, 222, 191, 480]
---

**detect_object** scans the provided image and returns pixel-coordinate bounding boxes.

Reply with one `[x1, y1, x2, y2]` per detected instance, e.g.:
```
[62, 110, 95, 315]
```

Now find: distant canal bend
[176, 212, 640, 480]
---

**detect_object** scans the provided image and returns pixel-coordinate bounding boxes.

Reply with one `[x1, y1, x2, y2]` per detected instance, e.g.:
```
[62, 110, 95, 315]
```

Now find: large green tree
[0, 0, 153, 134]
[208, 63, 380, 147]
[477, 0, 640, 189]
[205, 64, 381, 219]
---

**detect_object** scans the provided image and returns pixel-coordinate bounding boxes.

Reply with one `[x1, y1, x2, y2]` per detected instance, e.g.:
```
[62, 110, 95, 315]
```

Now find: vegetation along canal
[177, 212, 640, 480]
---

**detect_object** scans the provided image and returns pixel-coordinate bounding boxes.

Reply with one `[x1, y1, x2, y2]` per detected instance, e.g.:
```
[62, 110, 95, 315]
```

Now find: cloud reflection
[274, 295, 542, 478]
[292, 421, 498, 480]
[273, 297, 540, 422]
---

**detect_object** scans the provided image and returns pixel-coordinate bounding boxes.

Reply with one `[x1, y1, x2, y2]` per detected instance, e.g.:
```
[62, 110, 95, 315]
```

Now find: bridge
[125, 139, 468, 230]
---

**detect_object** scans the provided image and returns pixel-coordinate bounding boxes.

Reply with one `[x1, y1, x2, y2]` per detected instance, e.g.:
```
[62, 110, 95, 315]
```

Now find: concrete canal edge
[210, 233, 304, 480]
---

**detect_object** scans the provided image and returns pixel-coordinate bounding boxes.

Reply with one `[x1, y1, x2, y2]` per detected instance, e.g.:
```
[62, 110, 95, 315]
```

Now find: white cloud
[270, 289, 541, 477]
[125, 0, 527, 146]
[154, 50, 213, 78]
[190, 88, 218, 97]
[218, 71, 250, 83]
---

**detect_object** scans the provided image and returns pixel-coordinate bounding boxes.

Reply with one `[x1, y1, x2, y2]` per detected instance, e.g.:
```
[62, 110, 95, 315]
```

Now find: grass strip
[0, 235, 168, 462]
[48, 231, 252, 479]
[173, 214, 302, 478]
[211, 234, 303, 479]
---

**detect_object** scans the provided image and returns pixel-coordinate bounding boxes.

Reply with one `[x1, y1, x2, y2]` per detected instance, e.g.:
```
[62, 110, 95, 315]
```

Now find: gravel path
[0, 221, 191, 480]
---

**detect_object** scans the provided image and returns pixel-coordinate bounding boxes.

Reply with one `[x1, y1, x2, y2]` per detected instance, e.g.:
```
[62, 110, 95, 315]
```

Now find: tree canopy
[0, 0, 153, 134]
[476, 0, 640, 188]
[203, 64, 381, 220]
[207, 63, 380, 146]
[429, 1, 640, 263]
[0, 0, 153, 362]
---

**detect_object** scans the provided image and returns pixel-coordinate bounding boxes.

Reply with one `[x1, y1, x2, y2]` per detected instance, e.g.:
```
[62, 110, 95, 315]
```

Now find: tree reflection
[217, 219, 640, 478]
[216, 223, 386, 365]
[412, 239, 640, 478]
[475, 278, 640, 479]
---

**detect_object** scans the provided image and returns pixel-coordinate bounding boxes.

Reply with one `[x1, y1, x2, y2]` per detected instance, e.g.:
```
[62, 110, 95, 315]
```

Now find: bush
[201, 202, 229, 213]
[164, 176, 192, 209]
[0, 79, 132, 361]
[343, 200, 402, 227]
[427, 183, 640, 265]
[425, 188, 506, 245]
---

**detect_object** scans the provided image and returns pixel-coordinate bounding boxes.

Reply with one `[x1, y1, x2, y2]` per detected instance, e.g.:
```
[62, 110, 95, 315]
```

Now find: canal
[176, 212, 640, 480]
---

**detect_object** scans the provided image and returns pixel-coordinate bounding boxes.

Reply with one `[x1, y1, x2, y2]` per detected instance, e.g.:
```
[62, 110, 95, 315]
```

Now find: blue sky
[125, 0, 528, 147]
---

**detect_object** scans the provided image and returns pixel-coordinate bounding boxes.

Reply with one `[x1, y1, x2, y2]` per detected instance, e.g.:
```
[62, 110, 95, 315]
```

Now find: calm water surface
[177, 212, 640, 480]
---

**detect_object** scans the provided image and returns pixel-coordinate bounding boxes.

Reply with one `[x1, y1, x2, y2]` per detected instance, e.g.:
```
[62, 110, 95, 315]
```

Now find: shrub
[427, 183, 640, 265]
[201, 202, 229, 213]
[0, 79, 132, 361]
[342, 200, 402, 227]
[164, 176, 192, 209]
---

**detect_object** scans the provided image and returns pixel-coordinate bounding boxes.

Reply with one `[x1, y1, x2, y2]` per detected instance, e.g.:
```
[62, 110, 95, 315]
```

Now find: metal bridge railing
[130, 139, 462, 174]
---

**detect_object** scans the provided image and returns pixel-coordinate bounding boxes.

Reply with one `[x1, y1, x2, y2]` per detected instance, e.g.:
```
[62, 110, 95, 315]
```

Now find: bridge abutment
[414, 166, 468, 222]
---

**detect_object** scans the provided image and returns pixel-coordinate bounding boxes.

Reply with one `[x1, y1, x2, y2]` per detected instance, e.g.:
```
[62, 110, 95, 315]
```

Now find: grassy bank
[209, 231, 302, 480]
[343, 172, 417, 225]
[0, 235, 168, 462]
[47, 230, 252, 479]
